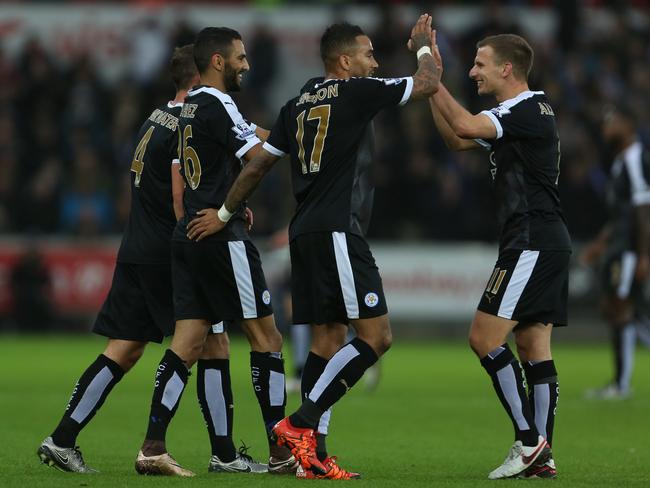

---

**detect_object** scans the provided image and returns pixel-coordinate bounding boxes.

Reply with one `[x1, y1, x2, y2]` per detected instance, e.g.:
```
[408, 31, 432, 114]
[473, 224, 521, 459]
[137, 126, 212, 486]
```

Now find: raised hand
[409, 14, 433, 52]
[431, 30, 443, 77]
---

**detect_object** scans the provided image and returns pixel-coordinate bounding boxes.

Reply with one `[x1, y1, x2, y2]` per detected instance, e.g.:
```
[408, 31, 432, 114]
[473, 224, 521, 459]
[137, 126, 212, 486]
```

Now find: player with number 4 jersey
[37, 45, 200, 475]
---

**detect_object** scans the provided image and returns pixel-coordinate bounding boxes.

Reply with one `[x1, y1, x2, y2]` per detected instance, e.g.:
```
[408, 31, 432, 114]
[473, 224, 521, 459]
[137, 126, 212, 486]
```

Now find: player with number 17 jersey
[266, 76, 411, 241]
[263, 75, 412, 323]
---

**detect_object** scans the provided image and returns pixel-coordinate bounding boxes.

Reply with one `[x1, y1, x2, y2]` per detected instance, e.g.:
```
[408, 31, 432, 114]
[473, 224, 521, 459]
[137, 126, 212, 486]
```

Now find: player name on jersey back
[265, 76, 413, 240]
[147, 108, 179, 131]
[118, 102, 182, 264]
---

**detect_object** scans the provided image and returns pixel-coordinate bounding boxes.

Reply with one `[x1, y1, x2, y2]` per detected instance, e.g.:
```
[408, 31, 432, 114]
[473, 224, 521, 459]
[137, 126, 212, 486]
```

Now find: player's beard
[224, 63, 242, 92]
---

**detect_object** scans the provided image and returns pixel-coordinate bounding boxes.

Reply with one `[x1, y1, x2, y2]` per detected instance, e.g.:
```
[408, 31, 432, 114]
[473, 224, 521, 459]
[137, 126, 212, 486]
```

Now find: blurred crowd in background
[0, 1, 649, 244]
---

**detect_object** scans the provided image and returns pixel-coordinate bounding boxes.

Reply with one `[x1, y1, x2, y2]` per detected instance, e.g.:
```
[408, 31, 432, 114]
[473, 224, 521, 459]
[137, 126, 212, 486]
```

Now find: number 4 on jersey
[296, 104, 330, 174]
[130, 126, 155, 187]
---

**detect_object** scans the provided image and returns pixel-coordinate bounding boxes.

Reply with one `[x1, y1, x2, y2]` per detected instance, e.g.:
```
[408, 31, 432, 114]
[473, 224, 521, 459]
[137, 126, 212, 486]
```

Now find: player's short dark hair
[320, 23, 365, 66]
[477, 34, 534, 81]
[169, 44, 197, 91]
[194, 27, 242, 74]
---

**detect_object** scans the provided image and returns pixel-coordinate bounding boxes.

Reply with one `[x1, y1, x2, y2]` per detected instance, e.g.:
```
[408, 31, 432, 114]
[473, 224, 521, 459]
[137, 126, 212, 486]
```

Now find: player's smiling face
[469, 46, 502, 96]
[348, 35, 379, 78]
[224, 39, 249, 92]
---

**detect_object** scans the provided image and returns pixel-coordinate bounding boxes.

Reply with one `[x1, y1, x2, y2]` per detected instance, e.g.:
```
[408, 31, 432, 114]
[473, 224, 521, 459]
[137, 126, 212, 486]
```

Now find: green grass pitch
[1, 334, 649, 487]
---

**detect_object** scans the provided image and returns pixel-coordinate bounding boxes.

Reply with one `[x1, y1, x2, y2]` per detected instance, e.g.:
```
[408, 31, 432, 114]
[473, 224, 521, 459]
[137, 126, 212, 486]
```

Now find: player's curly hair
[320, 22, 365, 67]
[170, 44, 197, 91]
[477, 34, 534, 82]
[194, 27, 242, 74]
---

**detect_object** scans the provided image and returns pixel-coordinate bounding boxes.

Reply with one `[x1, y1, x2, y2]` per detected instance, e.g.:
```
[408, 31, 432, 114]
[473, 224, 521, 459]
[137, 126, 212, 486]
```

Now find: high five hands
[407, 14, 443, 75]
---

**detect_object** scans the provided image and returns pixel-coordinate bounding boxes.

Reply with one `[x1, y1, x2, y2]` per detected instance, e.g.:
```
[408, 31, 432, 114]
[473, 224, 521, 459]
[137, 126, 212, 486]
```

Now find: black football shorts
[477, 249, 569, 327]
[290, 231, 388, 325]
[172, 239, 273, 323]
[93, 262, 174, 343]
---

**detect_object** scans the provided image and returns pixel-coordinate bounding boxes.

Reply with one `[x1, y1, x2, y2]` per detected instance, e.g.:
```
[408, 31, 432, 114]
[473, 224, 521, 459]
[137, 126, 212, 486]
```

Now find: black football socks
[301, 352, 332, 461]
[250, 351, 286, 444]
[197, 359, 236, 462]
[144, 349, 189, 443]
[523, 359, 559, 446]
[51, 354, 125, 447]
[290, 338, 378, 429]
[480, 344, 539, 447]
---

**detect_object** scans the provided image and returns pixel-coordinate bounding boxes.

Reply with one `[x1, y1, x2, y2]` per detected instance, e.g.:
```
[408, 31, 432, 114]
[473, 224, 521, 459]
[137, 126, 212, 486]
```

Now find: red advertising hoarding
[0, 241, 118, 315]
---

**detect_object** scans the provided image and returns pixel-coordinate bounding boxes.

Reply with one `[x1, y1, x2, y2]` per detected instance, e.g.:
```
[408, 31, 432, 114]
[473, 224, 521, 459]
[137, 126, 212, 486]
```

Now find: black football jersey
[605, 141, 650, 252]
[173, 85, 261, 242]
[118, 102, 182, 264]
[476, 91, 571, 251]
[264, 76, 412, 240]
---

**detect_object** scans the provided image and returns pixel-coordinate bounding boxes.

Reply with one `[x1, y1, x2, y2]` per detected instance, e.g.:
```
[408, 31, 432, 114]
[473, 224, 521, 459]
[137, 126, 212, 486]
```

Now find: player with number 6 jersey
[136, 27, 297, 477]
[37, 45, 201, 475]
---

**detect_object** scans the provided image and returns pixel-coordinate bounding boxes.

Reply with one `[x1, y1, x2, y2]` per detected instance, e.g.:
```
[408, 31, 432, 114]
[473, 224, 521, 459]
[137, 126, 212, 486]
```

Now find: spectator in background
[60, 145, 113, 236]
[0, 5, 647, 242]
[21, 157, 63, 234]
[0, 111, 20, 231]
[245, 24, 279, 111]
[9, 246, 54, 331]
[128, 17, 170, 87]
[64, 54, 111, 152]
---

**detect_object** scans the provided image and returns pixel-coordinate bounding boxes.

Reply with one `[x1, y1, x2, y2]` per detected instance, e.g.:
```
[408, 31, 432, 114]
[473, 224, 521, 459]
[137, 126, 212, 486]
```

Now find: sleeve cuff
[263, 141, 286, 157]
[481, 110, 503, 139]
[399, 77, 414, 106]
[235, 136, 262, 159]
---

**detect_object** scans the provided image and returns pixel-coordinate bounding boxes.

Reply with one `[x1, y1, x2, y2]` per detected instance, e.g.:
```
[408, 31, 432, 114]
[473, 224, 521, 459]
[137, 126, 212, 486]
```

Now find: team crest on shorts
[364, 292, 379, 307]
[262, 290, 271, 305]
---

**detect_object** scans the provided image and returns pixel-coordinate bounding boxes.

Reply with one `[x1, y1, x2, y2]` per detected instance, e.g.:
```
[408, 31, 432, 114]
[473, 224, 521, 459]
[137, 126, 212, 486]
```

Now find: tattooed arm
[186, 148, 280, 241]
[223, 149, 279, 216]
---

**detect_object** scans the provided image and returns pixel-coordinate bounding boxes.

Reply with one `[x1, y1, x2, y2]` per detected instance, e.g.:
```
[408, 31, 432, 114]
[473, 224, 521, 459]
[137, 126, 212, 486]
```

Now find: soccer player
[427, 34, 570, 479]
[36, 45, 230, 474]
[135, 27, 296, 476]
[195, 15, 441, 479]
[582, 105, 650, 399]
